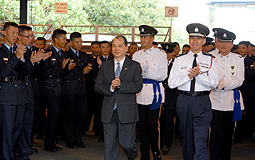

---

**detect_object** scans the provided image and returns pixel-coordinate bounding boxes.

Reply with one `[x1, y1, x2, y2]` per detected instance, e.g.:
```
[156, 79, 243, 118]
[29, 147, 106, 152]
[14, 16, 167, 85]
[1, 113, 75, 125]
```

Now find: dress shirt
[70, 47, 79, 57]
[168, 51, 218, 91]
[210, 52, 244, 111]
[110, 57, 125, 92]
[132, 47, 167, 105]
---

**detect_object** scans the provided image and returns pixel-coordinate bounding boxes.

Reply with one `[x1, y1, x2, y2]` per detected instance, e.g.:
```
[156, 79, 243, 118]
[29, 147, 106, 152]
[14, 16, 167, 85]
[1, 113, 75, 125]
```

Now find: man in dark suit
[61, 32, 90, 149]
[0, 22, 31, 160]
[39, 29, 71, 152]
[94, 41, 114, 142]
[94, 35, 143, 160]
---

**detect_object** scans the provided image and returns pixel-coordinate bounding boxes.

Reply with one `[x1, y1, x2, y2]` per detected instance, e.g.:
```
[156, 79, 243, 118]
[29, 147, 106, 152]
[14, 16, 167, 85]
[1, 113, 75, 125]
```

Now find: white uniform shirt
[210, 52, 245, 111]
[132, 47, 167, 105]
[168, 51, 218, 91]
[208, 48, 219, 57]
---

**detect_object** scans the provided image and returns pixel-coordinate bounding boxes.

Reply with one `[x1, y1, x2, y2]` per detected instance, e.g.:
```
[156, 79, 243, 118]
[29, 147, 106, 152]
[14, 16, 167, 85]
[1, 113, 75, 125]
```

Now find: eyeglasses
[19, 35, 34, 38]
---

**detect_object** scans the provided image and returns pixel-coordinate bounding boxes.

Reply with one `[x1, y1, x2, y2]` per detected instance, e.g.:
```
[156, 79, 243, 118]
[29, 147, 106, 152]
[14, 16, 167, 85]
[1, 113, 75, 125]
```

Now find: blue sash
[143, 79, 162, 110]
[232, 89, 242, 121]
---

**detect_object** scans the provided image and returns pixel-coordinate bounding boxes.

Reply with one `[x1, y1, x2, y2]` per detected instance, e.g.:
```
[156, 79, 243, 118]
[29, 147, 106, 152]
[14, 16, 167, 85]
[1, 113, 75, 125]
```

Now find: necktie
[190, 54, 198, 94]
[10, 47, 13, 54]
[76, 51, 79, 58]
[114, 62, 121, 110]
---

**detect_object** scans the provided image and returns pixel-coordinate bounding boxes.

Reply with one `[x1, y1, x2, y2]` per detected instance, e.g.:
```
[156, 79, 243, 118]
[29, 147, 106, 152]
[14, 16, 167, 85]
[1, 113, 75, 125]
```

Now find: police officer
[62, 32, 89, 149]
[133, 25, 168, 160]
[209, 29, 244, 160]
[39, 29, 71, 152]
[0, 22, 30, 160]
[208, 28, 227, 57]
[160, 43, 179, 155]
[168, 23, 218, 160]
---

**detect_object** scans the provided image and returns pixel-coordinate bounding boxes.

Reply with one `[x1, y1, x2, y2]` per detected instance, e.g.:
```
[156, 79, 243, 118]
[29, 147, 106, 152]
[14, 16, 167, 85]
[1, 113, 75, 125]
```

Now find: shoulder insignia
[176, 52, 188, 58]
[202, 52, 215, 58]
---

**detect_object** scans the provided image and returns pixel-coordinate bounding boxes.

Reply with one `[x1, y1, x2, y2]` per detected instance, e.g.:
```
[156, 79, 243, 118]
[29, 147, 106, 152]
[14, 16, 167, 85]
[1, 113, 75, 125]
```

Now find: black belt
[0, 76, 30, 82]
[179, 90, 210, 97]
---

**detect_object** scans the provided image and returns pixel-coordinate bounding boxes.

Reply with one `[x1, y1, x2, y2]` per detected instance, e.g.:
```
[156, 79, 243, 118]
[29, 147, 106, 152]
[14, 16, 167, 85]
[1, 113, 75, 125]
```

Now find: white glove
[218, 78, 226, 91]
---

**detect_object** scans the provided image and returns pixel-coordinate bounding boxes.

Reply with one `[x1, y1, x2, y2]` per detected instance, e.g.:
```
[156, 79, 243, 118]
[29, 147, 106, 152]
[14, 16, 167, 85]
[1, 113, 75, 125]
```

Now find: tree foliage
[0, 0, 188, 43]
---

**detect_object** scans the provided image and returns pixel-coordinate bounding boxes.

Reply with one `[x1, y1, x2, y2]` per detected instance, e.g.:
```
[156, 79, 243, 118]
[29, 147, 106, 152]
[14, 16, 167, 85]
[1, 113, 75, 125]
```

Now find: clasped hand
[111, 76, 121, 90]
[188, 63, 200, 79]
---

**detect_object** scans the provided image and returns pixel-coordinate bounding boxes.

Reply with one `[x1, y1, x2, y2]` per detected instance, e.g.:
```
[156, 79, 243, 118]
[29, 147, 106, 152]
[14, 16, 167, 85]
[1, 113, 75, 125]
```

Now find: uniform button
[145, 85, 147, 86]
[67, 81, 69, 83]
[78, 78, 80, 80]
[15, 84, 17, 87]
[0, 86, 1, 88]
[223, 67, 225, 69]
[223, 75, 225, 77]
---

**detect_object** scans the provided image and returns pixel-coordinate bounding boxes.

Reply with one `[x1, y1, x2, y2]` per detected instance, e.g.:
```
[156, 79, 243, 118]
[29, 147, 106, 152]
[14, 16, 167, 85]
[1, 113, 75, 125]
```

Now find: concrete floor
[30, 131, 255, 160]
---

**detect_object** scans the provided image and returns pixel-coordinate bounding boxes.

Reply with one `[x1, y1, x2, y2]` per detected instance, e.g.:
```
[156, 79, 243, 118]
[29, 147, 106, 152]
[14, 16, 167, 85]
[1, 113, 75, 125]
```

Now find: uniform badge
[3, 58, 8, 61]
[52, 58, 56, 61]
[194, 27, 199, 33]
[141, 28, 144, 33]
[166, 45, 169, 49]
[223, 33, 227, 38]
[231, 66, 234, 78]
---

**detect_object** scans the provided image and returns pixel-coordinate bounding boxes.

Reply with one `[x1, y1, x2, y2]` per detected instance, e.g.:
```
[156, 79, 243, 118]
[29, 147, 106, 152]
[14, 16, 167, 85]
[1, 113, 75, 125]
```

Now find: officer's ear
[202, 37, 206, 45]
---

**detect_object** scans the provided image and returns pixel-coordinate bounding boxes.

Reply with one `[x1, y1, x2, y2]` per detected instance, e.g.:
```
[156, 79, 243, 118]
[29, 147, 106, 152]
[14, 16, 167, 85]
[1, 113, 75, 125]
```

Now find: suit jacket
[61, 48, 89, 95]
[39, 46, 67, 96]
[94, 57, 143, 123]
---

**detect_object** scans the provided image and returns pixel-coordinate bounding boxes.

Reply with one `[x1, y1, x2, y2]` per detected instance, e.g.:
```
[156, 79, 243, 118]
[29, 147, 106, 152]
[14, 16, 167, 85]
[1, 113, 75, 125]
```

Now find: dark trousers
[177, 94, 212, 160]
[94, 94, 104, 139]
[160, 103, 177, 149]
[137, 104, 160, 158]
[40, 95, 60, 145]
[0, 104, 25, 160]
[103, 110, 138, 160]
[62, 94, 87, 145]
[14, 103, 34, 160]
[209, 110, 235, 160]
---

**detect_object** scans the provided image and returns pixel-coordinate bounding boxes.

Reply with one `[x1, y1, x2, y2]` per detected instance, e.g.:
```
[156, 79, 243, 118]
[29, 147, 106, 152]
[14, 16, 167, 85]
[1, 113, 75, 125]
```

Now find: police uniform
[0, 43, 32, 160]
[39, 45, 66, 151]
[14, 45, 39, 160]
[61, 47, 88, 148]
[209, 30, 244, 160]
[94, 53, 114, 142]
[168, 23, 218, 160]
[132, 25, 167, 160]
[159, 43, 179, 155]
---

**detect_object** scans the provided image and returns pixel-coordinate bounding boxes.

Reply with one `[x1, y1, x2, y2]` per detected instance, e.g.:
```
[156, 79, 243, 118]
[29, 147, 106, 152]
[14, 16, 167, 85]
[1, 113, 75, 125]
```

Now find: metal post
[20, 0, 28, 24]
[60, 14, 62, 28]
[132, 26, 135, 42]
[95, 26, 99, 41]
[169, 17, 172, 42]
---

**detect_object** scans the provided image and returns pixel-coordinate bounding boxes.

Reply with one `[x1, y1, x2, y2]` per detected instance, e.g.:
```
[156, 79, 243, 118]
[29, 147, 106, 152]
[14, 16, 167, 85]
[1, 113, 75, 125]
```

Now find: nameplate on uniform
[52, 58, 56, 61]
[181, 66, 187, 69]
[3, 58, 8, 61]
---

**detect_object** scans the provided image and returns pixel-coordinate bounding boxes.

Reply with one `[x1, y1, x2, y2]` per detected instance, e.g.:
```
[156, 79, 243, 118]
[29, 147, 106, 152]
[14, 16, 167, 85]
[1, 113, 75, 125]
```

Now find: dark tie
[10, 47, 13, 54]
[114, 62, 121, 110]
[190, 54, 198, 94]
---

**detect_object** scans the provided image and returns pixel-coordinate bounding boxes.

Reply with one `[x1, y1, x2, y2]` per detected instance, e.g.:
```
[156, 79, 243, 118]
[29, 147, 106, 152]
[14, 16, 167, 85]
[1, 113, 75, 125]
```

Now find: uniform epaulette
[202, 52, 215, 58]
[232, 52, 243, 58]
[176, 52, 188, 58]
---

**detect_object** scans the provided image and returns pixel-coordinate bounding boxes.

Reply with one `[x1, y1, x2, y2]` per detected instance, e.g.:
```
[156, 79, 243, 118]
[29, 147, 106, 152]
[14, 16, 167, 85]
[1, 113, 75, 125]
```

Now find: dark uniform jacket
[61, 48, 89, 95]
[0, 44, 32, 105]
[39, 46, 67, 96]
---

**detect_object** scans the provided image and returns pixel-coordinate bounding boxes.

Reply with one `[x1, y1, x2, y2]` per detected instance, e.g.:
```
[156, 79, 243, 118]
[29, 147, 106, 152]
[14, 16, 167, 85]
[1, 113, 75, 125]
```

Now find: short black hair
[130, 42, 138, 46]
[173, 42, 180, 46]
[238, 41, 250, 48]
[183, 44, 190, 48]
[70, 32, 81, 41]
[18, 26, 32, 34]
[66, 39, 70, 43]
[3, 22, 18, 31]
[100, 41, 110, 46]
[37, 37, 46, 44]
[152, 41, 158, 45]
[52, 29, 67, 42]
[112, 36, 128, 46]
[91, 41, 100, 46]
